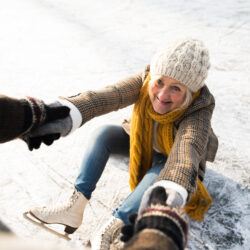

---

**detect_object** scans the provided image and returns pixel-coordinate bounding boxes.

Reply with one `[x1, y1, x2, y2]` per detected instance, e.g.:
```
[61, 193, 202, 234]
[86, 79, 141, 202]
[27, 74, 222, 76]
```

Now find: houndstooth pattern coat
[63, 65, 218, 194]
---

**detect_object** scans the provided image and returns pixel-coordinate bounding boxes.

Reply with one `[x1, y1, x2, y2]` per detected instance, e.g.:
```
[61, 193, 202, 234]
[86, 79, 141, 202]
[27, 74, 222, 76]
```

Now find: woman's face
[148, 76, 187, 114]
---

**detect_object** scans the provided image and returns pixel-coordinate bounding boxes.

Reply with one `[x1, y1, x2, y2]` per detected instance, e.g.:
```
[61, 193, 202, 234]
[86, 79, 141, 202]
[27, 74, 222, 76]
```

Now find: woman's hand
[138, 180, 188, 215]
[121, 186, 189, 250]
[22, 97, 84, 150]
[22, 100, 72, 150]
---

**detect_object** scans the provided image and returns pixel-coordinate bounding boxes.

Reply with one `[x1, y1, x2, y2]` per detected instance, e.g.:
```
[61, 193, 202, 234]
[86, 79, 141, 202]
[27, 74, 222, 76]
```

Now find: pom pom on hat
[150, 38, 210, 92]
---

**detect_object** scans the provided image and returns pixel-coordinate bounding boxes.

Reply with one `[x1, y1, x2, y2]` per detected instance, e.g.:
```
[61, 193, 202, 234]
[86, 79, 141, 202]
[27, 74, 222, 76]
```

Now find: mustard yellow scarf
[129, 73, 212, 221]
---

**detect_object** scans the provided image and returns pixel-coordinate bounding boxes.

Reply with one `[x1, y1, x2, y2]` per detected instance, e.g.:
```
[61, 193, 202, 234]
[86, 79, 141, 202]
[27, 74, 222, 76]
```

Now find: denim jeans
[75, 125, 166, 224]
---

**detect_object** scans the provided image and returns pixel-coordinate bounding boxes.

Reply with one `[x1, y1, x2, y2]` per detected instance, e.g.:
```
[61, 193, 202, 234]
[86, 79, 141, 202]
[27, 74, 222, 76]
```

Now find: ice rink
[0, 0, 249, 249]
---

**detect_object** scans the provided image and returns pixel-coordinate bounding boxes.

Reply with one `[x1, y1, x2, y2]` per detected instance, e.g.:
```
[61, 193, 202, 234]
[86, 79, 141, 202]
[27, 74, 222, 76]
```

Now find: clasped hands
[22, 98, 75, 151]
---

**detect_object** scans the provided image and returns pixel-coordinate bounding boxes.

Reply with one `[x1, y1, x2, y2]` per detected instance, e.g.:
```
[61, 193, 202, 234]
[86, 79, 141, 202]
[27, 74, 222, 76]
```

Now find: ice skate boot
[91, 216, 124, 250]
[27, 189, 88, 234]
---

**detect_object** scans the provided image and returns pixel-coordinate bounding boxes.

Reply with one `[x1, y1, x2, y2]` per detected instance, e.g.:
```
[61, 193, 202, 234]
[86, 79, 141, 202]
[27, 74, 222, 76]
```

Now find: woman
[27, 38, 218, 249]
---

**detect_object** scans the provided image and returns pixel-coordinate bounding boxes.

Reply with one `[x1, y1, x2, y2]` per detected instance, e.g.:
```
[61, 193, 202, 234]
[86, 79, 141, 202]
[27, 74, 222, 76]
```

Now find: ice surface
[0, 0, 249, 249]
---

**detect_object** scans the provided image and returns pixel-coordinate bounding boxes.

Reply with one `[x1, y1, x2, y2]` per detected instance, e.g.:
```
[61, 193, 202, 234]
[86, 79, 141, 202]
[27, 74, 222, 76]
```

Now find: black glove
[24, 133, 61, 151]
[120, 213, 138, 242]
[22, 100, 70, 151]
[44, 104, 70, 123]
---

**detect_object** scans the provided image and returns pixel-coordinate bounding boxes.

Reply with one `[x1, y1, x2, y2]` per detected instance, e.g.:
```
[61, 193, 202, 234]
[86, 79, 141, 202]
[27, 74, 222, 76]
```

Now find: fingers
[120, 213, 137, 242]
[120, 224, 134, 242]
[26, 137, 42, 151]
[42, 134, 60, 145]
[128, 213, 137, 224]
[25, 134, 61, 151]
[45, 105, 70, 122]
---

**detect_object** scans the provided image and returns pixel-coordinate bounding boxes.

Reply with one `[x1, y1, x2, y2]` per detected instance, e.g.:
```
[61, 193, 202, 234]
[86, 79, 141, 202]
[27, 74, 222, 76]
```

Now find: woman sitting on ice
[26, 38, 218, 249]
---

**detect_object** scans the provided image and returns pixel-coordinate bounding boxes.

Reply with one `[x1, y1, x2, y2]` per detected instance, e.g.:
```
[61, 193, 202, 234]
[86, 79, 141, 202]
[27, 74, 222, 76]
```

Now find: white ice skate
[91, 216, 124, 250]
[24, 189, 88, 238]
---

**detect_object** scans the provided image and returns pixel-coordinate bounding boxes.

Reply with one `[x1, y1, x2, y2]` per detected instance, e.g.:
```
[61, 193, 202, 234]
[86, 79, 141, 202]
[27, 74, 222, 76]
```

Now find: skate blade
[23, 211, 71, 241]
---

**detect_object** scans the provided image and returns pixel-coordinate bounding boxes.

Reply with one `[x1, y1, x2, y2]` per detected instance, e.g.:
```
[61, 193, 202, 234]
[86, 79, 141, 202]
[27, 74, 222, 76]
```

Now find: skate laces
[41, 191, 79, 215]
[99, 217, 123, 246]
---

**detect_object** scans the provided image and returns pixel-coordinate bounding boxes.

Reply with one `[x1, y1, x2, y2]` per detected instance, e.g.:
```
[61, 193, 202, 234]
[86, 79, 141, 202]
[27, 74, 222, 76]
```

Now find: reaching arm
[157, 89, 215, 194]
[61, 72, 143, 127]
[24, 71, 144, 150]
[0, 94, 69, 144]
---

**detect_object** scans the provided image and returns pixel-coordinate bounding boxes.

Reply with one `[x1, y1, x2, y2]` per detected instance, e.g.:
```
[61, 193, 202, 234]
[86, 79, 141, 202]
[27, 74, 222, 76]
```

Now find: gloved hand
[23, 133, 62, 151]
[120, 213, 137, 242]
[121, 185, 171, 243]
[138, 180, 188, 215]
[121, 186, 167, 243]
[121, 187, 189, 250]
[22, 100, 74, 150]
[24, 98, 82, 150]
[31, 101, 75, 136]
[23, 97, 70, 130]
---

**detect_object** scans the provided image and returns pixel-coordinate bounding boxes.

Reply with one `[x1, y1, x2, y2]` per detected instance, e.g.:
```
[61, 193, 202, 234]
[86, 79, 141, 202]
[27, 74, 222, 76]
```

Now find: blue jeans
[75, 125, 166, 224]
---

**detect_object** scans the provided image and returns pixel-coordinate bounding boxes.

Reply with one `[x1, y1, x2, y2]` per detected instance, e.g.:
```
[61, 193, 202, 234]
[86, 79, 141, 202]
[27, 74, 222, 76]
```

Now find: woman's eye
[172, 86, 181, 91]
[157, 79, 163, 86]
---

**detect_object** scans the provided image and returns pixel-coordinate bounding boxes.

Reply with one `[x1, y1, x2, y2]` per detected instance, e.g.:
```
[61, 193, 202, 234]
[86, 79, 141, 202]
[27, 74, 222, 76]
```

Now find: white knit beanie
[150, 38, 210, 93]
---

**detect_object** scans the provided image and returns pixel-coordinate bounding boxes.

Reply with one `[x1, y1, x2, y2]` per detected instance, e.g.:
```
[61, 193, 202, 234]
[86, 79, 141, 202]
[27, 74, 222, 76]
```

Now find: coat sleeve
[0, 95, 32, 143]
[156, 100, 215, 194]
[61, 73, 143, 126]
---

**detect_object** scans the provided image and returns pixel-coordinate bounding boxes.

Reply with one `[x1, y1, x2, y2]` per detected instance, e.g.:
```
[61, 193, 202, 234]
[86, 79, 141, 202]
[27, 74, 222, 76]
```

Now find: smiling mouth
[157, 97, 172, 105]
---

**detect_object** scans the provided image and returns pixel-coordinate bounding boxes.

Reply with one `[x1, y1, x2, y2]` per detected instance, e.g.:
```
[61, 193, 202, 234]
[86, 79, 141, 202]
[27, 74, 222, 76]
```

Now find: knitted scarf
[129, 73, 212, 221]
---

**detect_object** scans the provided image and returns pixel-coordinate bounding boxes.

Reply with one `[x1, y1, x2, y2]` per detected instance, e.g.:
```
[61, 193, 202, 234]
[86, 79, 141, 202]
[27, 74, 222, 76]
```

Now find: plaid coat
[64, 65, 218, 194]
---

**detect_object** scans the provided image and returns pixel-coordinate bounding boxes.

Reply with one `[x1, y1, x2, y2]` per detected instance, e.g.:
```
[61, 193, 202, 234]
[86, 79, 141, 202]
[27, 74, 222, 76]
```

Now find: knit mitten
[121, 187, 189, 250]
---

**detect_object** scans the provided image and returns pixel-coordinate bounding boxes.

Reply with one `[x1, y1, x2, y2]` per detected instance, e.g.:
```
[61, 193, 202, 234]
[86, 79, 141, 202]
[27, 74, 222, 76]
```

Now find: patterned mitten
[123, 187, 189, 250]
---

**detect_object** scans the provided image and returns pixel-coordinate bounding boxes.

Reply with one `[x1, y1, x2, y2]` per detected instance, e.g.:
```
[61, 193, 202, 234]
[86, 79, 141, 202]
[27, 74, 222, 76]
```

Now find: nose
[158, 87, 170, 101]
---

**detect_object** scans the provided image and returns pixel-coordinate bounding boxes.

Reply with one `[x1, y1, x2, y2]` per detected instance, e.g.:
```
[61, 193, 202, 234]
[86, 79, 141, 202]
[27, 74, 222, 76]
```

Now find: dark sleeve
[0, 94, 32, 143]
